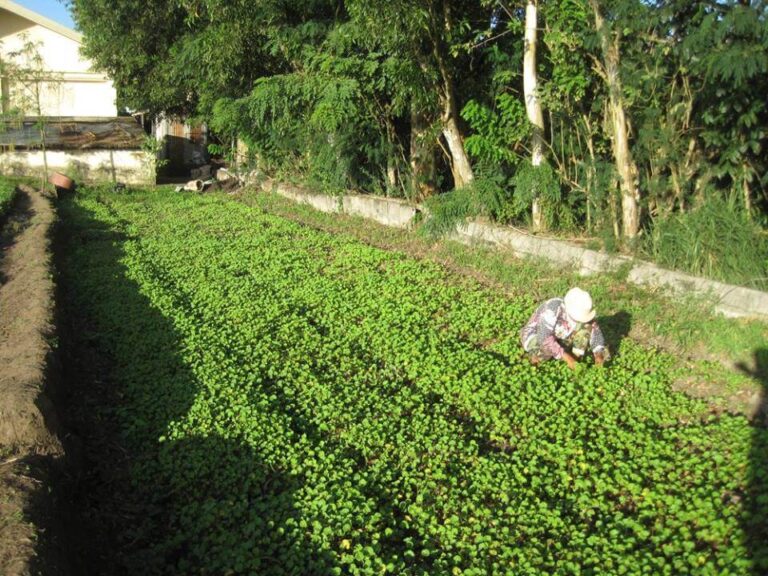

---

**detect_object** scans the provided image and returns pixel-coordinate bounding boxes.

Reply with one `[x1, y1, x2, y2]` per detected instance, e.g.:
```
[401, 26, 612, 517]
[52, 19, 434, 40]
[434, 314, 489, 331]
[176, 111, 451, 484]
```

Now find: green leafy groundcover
[0, 177, 17, 219]
[59, 187, 767, 575]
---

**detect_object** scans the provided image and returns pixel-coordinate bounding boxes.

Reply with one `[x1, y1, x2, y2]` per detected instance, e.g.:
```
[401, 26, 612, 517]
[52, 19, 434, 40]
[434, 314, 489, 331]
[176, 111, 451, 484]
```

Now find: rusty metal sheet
[0, 116, 146, 150]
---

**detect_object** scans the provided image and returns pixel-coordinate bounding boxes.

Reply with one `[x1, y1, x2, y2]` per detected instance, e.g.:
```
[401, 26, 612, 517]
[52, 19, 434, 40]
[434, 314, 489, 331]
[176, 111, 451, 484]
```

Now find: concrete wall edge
[262, 180, 768, 321]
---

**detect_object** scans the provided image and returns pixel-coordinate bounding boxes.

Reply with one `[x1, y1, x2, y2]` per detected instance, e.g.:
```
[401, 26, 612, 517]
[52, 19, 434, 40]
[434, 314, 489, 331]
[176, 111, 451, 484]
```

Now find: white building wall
[55, 79, 117, 117]
[0, 12, 116, 117]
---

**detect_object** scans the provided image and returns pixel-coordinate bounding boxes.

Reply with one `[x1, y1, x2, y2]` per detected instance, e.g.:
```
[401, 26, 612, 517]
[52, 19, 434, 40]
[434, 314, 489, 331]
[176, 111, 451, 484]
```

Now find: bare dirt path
[0, 184, 67, 575]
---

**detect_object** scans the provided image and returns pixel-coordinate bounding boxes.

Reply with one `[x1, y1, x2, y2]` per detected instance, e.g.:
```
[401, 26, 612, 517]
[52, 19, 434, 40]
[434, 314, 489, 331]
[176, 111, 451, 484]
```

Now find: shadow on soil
[50, 197, 337, 574]
[0, 188, 35, 286]
[737, 348, 768, 574]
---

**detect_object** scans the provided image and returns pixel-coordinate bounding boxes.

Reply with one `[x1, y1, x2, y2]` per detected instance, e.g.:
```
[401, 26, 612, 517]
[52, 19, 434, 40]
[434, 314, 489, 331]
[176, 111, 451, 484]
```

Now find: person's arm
[536, 301, 573, 366]
[589, 322, 610, 365]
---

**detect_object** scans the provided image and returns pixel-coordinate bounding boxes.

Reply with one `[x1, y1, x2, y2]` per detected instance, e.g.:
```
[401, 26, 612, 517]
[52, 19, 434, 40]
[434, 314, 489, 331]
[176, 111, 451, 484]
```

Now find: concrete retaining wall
[0, 149, 154, 185]
[264, 180, 768, 320]
[456, 221, 768, 319]
[268, 180, 419, 229]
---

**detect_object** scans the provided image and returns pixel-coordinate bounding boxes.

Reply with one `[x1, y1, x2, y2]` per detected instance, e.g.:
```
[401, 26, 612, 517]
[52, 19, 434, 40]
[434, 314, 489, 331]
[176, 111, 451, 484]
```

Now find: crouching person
[520, 287, 610, 369]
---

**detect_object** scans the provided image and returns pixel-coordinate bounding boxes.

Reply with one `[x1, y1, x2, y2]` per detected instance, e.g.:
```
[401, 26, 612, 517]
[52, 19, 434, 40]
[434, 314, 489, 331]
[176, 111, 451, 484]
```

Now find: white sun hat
[564, 287, 596, 323]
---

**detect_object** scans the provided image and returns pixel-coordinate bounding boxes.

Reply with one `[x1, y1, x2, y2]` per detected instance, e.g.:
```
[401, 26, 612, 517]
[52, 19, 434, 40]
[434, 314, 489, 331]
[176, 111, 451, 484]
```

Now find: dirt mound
[0, 184, 64, 575]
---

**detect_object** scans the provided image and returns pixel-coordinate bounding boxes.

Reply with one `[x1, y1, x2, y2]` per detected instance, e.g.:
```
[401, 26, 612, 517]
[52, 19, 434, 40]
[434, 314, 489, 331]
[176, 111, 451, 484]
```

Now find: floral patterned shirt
[520, 297, 607, 359]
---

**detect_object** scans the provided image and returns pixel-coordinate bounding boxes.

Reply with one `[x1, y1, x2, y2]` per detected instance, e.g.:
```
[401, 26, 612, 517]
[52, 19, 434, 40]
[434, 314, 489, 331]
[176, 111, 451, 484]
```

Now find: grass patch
[643, 195, 768, 291]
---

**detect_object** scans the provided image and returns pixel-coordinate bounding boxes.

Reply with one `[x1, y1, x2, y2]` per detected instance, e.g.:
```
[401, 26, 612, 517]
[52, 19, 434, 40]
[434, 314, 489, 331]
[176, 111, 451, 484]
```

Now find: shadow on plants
[51, 197, 336, 575]
[736, 348, 768, 574]
[151, 434, 334, 575]
[597, 310, 632, 357]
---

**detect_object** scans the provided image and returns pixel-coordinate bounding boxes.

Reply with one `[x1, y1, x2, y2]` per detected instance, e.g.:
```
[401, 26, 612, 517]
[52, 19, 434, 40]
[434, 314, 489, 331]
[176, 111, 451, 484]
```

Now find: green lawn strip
[0, 176, 18, 220]
[61, 187, 768, 574]
[237, 189, 767, 415]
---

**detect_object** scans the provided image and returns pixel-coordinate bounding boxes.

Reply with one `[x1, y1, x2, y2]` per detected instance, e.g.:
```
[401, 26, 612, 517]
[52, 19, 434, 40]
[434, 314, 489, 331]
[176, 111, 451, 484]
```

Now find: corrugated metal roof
[0, 117, 146, 150]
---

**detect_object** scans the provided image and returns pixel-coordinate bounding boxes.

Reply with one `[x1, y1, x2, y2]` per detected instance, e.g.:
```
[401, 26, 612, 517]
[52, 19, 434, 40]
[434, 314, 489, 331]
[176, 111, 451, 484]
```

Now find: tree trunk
[410, 108, 438, 199]
[611, 97, 640, 238]
[743, 168, 752, 217]
[441, 80, 475, 188]
[431, 2, 474, 189]
[583, 114, 597, 231]
[386, 158, 397, 193]
[590, 0, 640, 240]
[524, 0, 546, 232]
[0, 71, 9, 114]
[235, 138, 249, 168]
[384, 118, 399, 194]
[609, 179, 621, 240]
[40, 122, 49, 192]
[33, 85, 49, 192]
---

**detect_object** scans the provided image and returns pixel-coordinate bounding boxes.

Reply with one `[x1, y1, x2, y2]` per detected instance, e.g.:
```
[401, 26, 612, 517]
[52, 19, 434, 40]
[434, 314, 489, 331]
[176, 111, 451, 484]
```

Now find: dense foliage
[59, 186, 768, 574]
[71, 0, 768, 285]
[644, 195, 768, 289]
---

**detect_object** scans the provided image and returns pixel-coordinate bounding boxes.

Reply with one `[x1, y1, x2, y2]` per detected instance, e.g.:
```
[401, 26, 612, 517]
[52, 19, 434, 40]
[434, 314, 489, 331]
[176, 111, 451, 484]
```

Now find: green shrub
[510, 160, 577, 230]
[644, 195, 768, 289]
[420, 172, 511, 238]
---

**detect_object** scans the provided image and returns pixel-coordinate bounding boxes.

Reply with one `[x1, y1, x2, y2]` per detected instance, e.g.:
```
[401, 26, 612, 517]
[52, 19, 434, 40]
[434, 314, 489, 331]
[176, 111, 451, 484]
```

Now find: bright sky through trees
[14, 0, 75, 29]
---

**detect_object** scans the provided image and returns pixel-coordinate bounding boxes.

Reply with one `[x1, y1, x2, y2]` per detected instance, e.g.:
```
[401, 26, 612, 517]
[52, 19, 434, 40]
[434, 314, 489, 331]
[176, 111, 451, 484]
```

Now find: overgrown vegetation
[642, 195, 768, 290]
[59, 186, 768, 574]
[71, 0, 768, 287]
[420, 175, 507, 237]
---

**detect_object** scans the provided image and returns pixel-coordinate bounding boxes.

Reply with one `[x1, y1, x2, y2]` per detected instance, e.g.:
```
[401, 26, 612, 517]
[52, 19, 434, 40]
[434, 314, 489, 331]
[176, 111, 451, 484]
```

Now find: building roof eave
[0, 0, 82, 44]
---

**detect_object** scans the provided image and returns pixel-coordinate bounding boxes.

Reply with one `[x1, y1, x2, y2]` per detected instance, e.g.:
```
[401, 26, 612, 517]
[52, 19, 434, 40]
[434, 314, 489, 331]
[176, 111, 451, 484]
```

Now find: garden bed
[49, 185, 768, 574]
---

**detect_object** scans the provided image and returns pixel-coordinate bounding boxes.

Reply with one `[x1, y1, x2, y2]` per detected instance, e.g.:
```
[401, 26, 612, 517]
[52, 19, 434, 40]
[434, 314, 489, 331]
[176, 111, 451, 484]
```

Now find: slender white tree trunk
[743, 170, 752, 217]
[524, 0, 545, 231]
[385, 118, 398, 193]
[431, 0, 474, 189]
[590, 0, 640, 239]
[611, 94, 640, 238]
[438, 80, 474, 189]
[583, 114, 597, 231]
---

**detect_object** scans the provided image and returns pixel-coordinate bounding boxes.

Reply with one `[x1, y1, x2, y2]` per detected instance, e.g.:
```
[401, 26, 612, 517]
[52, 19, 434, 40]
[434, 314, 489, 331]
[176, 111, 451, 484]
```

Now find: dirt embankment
[0, 185, 67, 575]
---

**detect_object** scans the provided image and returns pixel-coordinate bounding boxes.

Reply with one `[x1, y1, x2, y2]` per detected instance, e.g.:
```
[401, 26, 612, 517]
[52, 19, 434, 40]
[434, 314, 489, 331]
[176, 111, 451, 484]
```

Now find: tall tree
[675, 0, 768, 216]
[346, 0, 479, 190]
[72, 0, 188, 114]
[73, 0, 287, 117]
[588, 0, 641, 239]
[523, 0, 546, 230]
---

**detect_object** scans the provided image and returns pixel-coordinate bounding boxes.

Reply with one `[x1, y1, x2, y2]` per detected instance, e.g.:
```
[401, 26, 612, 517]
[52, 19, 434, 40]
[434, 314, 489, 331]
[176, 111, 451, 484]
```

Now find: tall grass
[420, 175, 510, 238]
[643, 195, 768, 290]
